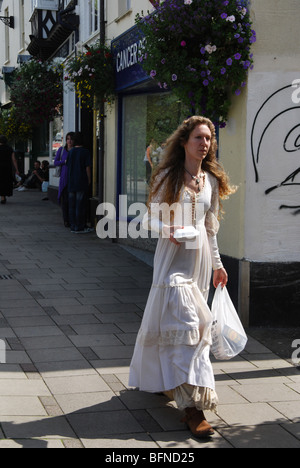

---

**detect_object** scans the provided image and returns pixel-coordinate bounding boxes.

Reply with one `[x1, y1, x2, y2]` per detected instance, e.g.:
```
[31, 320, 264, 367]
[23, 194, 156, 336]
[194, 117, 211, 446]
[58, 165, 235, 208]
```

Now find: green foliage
[10, 58, 63, 127]
[0, 106, 33, 142]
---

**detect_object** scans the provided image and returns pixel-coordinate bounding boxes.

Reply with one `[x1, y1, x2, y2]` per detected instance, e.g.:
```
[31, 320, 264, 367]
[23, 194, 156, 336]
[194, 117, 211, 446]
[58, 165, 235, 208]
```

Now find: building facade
[217, 0, 300, 326]
[0, 0, 32, 172]
[0, 0, 299, 327]
[105, 0, 300, 327]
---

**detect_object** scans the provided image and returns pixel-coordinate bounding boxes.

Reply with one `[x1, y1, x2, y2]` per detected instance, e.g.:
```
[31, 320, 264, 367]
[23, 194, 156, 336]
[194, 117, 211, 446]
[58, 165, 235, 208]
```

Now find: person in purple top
[54, 132, 75, 227]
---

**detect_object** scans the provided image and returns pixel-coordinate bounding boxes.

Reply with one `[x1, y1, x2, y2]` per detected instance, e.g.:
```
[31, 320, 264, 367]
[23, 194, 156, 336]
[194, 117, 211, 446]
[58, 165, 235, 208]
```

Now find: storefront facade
[4, 0, 298, 327]
[105, 0, 300, 327]
[111, 26, 188, 215]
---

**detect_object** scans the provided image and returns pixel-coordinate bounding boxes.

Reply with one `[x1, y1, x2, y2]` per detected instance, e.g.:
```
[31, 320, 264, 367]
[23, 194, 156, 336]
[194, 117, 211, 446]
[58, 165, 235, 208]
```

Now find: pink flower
[181, 41, 187, 47]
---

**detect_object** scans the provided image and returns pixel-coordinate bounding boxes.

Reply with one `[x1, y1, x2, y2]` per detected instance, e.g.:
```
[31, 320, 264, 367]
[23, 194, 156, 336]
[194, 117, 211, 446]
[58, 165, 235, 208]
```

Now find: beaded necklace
[184, 168, 206, 193]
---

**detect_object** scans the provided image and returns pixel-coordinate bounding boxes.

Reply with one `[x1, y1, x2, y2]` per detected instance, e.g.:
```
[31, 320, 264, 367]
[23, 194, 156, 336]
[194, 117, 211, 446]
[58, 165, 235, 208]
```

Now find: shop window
[121, 92, 187, 210]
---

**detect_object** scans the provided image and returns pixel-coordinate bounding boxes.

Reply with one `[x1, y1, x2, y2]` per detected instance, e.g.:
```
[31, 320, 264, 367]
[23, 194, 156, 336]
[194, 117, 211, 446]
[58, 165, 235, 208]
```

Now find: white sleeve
[142, 210, 164, 235]
[205, 176, 224, 271]
[208, 235, 224, 271]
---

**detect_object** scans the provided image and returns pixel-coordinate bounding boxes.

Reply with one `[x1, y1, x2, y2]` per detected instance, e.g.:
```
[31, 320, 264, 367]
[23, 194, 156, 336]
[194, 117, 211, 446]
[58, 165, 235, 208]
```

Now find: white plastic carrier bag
[211, 284, 248, 360]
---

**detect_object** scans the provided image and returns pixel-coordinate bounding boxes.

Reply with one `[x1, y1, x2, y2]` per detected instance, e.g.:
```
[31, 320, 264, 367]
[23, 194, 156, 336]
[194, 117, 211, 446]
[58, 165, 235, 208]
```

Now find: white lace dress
[129, 171, 223, 412]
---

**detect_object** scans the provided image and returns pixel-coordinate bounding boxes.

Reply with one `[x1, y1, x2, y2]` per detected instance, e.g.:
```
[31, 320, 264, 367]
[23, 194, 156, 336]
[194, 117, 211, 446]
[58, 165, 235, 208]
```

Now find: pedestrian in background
[17, 161, 45, 192]
[0, 135, 19, 205]
[41, 160, 50, 200]
[54, 132, 75, 226]
[67, 132, 93, 234]
[129, 116, 237, 439]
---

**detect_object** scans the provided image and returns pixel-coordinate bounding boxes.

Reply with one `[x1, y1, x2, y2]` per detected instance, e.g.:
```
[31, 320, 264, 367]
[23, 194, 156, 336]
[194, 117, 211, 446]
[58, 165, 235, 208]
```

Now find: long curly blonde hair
[148, 116, 237, 211]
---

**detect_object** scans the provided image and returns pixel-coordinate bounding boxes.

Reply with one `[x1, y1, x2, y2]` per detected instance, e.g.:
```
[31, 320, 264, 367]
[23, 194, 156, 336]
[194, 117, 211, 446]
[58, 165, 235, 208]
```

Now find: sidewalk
[0, 191, 299, 449]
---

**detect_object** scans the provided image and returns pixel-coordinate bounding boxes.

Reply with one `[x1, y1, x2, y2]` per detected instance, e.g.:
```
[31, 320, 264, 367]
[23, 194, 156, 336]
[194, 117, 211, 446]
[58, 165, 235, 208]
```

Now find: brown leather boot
[181, 407, 215, 438]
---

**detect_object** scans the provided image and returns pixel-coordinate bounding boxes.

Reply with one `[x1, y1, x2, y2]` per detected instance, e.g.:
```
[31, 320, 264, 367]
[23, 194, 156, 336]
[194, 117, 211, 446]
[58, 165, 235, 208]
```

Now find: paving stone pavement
[0, 191, 299, 449]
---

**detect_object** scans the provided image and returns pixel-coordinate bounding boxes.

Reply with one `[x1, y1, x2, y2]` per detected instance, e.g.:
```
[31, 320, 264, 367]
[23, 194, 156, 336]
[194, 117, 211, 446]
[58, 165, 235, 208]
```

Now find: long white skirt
[129, 220, 218, 412]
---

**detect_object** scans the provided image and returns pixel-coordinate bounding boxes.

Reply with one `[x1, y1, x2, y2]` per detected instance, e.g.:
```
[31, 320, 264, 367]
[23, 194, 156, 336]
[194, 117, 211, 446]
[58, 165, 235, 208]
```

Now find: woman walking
[0, 135, 19, 204]
[54, 132, 75, 226]
[129, 116, 236, 438]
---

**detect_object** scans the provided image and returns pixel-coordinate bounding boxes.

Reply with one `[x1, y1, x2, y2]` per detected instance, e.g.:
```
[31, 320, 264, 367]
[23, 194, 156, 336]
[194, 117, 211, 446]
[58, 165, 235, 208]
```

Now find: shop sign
[111, 25, 149, 91]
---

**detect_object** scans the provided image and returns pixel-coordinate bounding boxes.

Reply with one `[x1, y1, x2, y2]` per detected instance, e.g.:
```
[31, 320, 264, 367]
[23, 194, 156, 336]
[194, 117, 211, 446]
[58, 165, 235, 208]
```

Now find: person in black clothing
[67, 132, 93, 233]
[0, 135, 19, 204]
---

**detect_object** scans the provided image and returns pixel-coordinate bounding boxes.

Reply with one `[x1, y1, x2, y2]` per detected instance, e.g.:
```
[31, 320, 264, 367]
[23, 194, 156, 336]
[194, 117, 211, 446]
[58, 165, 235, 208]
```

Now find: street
[0, 191, 299, 448]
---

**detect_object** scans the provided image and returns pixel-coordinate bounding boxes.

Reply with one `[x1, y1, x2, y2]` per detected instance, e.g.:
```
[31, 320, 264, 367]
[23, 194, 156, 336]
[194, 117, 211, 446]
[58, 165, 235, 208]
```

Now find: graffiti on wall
[251, 82, 300, 215]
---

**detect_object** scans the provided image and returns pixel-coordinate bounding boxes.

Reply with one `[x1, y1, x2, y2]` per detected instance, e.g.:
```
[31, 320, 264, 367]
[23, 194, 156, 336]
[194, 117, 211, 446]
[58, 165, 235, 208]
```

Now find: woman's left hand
[213, 268, 228, 289]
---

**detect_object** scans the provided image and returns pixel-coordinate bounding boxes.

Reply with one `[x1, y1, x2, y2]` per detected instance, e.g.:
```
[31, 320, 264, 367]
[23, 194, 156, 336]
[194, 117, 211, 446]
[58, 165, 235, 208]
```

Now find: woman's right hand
[162, 225, 184, 246]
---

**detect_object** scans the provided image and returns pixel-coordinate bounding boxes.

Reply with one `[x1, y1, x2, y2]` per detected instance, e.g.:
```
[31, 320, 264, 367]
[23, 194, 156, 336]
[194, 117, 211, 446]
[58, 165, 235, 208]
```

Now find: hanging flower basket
[66, 41, 115, 111]
[136, 0, 256, 126]
[10, 58, 63, 127]
[0, 106, 33, 142]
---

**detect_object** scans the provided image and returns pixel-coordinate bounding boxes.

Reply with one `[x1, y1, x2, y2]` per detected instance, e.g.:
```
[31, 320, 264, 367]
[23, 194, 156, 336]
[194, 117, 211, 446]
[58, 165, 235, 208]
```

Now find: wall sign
[111, 25, 149, 92]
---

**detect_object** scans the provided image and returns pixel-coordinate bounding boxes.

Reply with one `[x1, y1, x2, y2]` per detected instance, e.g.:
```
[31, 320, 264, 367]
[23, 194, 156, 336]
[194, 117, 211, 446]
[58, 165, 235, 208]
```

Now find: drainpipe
[92, 98, 97, 198]
[98, 0, 105, 206]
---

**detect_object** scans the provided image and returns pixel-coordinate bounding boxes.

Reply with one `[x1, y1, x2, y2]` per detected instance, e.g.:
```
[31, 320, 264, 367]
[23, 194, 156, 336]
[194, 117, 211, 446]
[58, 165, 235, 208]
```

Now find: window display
[121, 92, 187, 209]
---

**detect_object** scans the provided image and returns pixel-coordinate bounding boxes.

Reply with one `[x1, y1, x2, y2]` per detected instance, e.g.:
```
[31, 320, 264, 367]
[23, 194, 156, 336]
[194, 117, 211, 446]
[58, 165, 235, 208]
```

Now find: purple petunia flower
[221, 68, 227, 75]
[172, 74, 178, 81]
[234, 53, 242, 60]
[203, 79, 209, 86]
[221, 13, 228, 19]
[226, 58, 233, 66]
